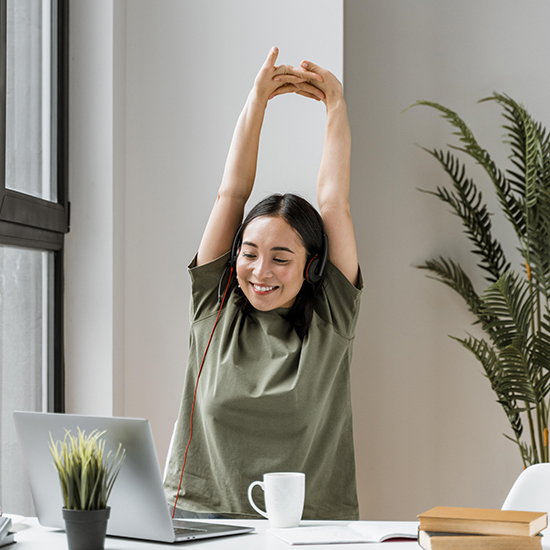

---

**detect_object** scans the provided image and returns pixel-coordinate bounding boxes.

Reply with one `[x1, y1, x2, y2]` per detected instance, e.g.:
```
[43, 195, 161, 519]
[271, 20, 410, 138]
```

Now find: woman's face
[236, 215, 308, 311]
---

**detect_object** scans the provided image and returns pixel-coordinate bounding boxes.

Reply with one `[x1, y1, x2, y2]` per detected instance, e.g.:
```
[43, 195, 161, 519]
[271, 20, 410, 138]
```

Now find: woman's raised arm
[271, 61, 358, 286]
[196, 48, 325, 266]
[316, 70, 358, 286]
[304, 62, 358, 286]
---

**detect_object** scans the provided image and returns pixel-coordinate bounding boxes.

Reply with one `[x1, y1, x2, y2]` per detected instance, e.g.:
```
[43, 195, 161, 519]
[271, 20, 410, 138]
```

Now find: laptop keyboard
[174, 527, 209, 536]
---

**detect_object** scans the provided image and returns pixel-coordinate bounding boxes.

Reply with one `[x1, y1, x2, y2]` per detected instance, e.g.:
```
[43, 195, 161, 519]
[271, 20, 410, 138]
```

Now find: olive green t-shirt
[164, 252, 363, 520]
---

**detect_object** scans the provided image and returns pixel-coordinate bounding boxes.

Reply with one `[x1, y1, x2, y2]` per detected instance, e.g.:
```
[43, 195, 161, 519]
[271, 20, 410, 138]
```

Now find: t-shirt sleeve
[188, 251, 233, 322]
[314, 261, 363, 340]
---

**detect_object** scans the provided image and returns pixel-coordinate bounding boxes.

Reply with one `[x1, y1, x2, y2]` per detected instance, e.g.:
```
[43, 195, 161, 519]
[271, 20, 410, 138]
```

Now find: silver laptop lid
[13, 412, 187, 542]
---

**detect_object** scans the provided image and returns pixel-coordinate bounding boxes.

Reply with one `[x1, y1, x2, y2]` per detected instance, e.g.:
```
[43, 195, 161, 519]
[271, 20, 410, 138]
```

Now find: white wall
[345, 0, 550, 519]
[66, 0, 116, 415]
[66, 0, 343, 491]
[65, 0, 127, 416]
[67, 0, 550, 522]
[121, 0, 343, 470]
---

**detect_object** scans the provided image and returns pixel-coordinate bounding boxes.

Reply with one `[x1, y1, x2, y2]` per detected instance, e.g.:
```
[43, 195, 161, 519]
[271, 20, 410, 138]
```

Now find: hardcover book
[419, 530, 543, 550]
[418, 507, 547, 537]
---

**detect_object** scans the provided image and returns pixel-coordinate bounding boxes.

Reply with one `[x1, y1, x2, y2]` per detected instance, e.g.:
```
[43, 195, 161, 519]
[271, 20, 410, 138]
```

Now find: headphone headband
[229, 225, 243, 269]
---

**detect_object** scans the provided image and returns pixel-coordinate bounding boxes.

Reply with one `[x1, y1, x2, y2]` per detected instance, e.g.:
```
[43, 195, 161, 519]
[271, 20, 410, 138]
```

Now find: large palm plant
[413, 94, 550, 467]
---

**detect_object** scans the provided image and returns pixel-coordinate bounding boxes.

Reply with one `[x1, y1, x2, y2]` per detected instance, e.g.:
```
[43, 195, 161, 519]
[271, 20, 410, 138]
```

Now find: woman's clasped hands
[254, 47, 343, 108]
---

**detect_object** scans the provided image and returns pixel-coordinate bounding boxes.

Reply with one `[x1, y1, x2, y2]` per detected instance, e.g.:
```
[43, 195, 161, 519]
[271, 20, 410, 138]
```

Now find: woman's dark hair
[233, 193, 326, 339]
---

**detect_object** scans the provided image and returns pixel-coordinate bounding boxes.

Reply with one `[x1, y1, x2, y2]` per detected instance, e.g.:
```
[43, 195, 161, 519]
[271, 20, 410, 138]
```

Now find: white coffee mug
[247, 472, 305, 528]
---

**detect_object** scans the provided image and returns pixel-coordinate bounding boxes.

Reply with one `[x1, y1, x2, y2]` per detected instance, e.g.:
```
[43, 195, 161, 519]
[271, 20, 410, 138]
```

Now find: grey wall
[345, 0, 550, 519]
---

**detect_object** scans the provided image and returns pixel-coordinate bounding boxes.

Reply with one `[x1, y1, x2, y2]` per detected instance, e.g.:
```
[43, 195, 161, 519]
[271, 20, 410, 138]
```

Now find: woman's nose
[253, 257, 272, 278]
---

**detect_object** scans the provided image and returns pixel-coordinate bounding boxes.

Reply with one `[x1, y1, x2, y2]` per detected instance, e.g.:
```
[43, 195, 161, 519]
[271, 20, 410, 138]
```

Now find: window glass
[5, 0, 56, 202]
[0, 245, 53, 515]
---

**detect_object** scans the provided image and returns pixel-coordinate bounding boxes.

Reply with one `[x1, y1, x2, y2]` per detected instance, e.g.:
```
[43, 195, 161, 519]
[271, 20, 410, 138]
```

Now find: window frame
[0, 0, 69, 412]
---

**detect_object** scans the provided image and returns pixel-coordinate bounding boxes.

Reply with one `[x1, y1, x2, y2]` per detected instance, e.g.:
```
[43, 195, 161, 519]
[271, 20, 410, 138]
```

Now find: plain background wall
[345, 0, 550, 519]
[121, 0, 343, 472]
[66, 0, 344, 500]
[66, 0, 550, 521]
[66, 0, 116, 415]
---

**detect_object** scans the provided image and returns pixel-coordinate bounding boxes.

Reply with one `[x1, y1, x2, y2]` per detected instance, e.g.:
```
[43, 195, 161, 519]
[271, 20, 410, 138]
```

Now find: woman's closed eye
[241, 252, 289, 264]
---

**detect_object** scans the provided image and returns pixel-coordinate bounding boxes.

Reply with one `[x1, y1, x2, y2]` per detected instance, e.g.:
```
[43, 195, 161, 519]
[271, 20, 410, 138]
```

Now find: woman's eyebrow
[242, 241, 294, 254]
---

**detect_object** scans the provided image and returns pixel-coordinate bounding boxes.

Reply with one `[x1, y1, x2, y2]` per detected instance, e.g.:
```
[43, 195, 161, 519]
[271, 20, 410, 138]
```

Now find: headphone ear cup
[305, 256, 322, 284]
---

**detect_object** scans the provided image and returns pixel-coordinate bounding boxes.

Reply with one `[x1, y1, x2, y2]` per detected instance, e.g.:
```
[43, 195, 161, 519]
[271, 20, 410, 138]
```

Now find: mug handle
[247, 481, 269, 519]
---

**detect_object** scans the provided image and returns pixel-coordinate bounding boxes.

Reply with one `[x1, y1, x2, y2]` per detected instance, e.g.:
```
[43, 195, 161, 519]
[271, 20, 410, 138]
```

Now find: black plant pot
[62, 507, 110, 550]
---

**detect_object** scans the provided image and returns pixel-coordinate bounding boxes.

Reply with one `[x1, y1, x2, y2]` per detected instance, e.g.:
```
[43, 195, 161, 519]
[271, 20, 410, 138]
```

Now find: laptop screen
[14, 412, 180, 542]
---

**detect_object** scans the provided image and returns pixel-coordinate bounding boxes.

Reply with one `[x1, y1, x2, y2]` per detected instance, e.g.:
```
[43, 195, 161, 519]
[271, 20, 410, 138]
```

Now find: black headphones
[218, 222, 328, 302]
[304, 231, 328, 284]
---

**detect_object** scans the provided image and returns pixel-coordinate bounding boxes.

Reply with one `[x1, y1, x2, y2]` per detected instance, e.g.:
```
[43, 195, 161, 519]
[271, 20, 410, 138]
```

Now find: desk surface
[12, 517, 550, 549]
[11, 517, 422, 549]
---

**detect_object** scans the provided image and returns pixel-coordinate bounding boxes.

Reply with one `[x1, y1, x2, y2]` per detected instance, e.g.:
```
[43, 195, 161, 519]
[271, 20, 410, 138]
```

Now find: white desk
[11, 518, 422, 549]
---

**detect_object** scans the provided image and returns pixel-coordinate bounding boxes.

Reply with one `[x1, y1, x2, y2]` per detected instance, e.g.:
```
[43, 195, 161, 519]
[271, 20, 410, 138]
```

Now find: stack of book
[417, 506, 548, 549]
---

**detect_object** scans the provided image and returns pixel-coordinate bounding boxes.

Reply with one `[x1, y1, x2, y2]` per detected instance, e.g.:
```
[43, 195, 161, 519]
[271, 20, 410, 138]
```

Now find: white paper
[268, 521, 419, 545]
[351, 521, 419, 541]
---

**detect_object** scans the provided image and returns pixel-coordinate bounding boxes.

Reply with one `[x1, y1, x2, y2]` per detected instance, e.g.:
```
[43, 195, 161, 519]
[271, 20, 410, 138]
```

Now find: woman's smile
[236, 216, 307, 311]
[251, 283, 279, 294]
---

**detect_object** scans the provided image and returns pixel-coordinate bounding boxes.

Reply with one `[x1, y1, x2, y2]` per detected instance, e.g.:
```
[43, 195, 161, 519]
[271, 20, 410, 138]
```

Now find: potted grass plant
[49, 428, 125, 550]
[411, 93, 550, 468]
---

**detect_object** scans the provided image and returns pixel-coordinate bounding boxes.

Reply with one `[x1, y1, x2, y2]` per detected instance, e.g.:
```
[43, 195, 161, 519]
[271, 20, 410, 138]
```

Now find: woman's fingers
[254, 47, 283, 100]
[295, 89, 324, 101]
[274, 63, 323, 83]
[299, 60, 343, 106]
[261, 54, 336, 103]
[273, 74, 324, 95]
[294, 81, 325, 100]
[300, 60, 317, 72]
[271, 74, 325, 100]
[300, 61, 325, 81]
[273, 74, 304, 84]
[268, 81, 325, 101]
[263, 46, 279, 69]
[268, 84, 296, 100]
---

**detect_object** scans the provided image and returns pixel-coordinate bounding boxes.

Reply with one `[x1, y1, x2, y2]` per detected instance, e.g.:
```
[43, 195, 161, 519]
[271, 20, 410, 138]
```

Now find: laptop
[13, 411, 254, 543]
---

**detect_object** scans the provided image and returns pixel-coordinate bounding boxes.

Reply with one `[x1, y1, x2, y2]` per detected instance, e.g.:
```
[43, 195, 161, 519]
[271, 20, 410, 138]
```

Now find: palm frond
[503, 434, 536, 467]
[481, 94, 539, 207]
[482, 93, 550, 298]
[532, 311, 550, 380]
[496, 343, 538, 404]
[525, 201, 550, 298]
[413, 94, 550, 464]
[451, 335, 526, 442]
[412, 100, 526, 239]
[419, 148, 510, 282]
[417, 257, 496, 331]
[479, 271, 534, 350]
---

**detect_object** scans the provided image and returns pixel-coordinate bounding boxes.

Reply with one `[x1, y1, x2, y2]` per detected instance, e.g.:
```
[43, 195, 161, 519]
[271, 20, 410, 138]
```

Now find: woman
[164, 47, 361, 520]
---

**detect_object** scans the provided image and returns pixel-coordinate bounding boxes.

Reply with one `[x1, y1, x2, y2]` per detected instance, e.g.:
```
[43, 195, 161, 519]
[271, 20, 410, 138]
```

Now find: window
[0, 0, 68, 515]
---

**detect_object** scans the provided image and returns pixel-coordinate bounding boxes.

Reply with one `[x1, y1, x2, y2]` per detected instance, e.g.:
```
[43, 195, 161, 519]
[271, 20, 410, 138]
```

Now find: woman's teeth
[253, 284, 276, 292]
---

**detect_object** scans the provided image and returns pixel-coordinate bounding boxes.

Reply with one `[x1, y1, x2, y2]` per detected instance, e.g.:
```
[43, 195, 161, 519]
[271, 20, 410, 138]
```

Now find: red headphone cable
[171, 266, 234, 519]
